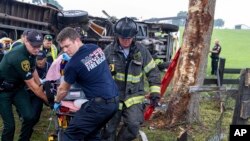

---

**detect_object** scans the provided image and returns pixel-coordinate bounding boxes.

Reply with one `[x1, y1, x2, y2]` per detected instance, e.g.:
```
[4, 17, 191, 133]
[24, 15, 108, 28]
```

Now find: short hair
[56, 27, 81, 43]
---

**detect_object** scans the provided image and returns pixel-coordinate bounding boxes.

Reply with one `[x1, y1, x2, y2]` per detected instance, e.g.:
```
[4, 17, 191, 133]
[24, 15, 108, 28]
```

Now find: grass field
[1, 28, 250, 141]
[210, 29, 250, 68]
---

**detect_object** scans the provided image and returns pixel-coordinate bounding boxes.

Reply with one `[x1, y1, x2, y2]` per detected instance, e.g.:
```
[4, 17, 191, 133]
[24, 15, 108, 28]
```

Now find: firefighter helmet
[114, 17, 138, 38]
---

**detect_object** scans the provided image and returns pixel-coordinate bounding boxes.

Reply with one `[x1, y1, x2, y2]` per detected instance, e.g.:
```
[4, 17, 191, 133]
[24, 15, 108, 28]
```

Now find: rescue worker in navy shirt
[101, 17, 161, 141]
[0, 30, 48, 141]
[54, 27, 119, 141]
[210, 39, 221, 75]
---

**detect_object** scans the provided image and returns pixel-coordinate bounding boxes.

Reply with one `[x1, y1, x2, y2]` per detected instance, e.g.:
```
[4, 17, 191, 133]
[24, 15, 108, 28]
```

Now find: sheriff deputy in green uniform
[0, 30, 48, 141]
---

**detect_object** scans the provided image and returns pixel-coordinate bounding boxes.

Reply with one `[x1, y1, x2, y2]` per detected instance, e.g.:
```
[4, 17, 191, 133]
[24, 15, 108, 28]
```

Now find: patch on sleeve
[21, 60, 30, 72]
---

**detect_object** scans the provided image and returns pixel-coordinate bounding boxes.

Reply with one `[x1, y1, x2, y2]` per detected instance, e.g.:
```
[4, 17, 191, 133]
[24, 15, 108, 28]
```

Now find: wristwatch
[54, 101, 60, 104]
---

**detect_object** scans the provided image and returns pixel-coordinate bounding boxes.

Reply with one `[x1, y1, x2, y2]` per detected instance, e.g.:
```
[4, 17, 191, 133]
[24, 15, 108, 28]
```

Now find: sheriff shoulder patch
[21, 60, 30, 72]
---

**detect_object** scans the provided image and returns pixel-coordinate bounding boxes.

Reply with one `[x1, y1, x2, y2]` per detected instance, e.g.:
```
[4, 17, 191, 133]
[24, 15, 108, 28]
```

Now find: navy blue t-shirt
[64, 44, 118, 99]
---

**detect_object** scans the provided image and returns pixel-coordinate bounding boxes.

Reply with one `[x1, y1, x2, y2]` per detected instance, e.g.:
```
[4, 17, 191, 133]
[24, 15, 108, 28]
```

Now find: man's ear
[23, 37, 28, 43]
[76, 38, 81, 42]
[76, 38, 82, 46]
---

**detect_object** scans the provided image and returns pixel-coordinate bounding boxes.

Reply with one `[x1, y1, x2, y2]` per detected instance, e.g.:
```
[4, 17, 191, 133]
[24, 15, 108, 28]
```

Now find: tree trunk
[165, 0, 216, 126]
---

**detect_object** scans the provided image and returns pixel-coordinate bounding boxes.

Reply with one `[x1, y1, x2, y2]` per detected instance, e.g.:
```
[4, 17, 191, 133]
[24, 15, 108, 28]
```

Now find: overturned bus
[0, 0, 179, 69]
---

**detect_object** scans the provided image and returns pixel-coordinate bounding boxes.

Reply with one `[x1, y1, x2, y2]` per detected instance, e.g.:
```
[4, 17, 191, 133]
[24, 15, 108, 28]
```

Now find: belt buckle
[109, 96, 118, 103]
[106, 98, 113, 103]
[95, 97, 103, 103]
[94, 96, 118, 104]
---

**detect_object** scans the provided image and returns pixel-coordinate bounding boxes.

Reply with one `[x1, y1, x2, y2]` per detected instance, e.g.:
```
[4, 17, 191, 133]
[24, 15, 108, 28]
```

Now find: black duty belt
[0, 81, 19, 92]
[93, 96, 119, 104]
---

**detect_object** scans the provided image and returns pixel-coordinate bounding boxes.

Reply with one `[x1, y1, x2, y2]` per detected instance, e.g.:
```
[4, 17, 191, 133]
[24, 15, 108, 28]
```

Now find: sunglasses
[45, 37, 53, 41]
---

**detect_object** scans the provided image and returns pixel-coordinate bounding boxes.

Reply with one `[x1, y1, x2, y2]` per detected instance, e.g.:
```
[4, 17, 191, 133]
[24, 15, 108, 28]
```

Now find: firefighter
[54, 27, 119, 141]
[0, 30, 48, 141]
[102, 17, 161, 141]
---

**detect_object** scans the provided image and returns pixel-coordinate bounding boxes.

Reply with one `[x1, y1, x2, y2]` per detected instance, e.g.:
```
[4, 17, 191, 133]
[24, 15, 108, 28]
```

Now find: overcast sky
[23, 0, 250, 29]
[59, 0, 250, 29]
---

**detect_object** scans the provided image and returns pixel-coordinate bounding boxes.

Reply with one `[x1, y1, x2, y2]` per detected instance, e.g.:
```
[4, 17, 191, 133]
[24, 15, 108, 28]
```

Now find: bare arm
[210, 50, 219, 53]
[33, 69, 41, 85]
[55, 81, 71, 102]
[24, 77, 48, 103]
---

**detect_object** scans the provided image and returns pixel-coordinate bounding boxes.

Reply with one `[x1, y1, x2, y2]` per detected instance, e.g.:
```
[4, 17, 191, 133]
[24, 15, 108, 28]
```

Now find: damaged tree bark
[165, 0, 216, 127]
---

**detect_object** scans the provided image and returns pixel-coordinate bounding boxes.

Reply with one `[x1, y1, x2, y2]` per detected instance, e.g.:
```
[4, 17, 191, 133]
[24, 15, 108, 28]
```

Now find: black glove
[149, 93, 160, 107]
[43, 81, 56, 108]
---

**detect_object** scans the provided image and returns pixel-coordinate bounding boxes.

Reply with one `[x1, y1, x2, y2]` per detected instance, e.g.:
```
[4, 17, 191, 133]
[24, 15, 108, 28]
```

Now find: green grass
[1, 28, 250, 141]
[179, 27, 250, 69]
[0, 106, 54, 141]
[179, 27, 250, 78]
[193, 96, 235, 141]
[211, 29, 250, 68]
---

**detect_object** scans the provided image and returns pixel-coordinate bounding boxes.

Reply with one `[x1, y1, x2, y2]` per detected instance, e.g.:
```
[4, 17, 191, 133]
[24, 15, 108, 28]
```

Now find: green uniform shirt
[0, 44, 36, 84]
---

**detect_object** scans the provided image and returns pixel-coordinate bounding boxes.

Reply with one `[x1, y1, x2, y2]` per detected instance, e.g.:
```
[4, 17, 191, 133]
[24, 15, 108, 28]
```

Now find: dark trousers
[211, 57, 219, 75]
[15, 90, 44, 139]
[102, 104, 144, 141]
[0, 88, 35, 141]
[62, 98, 118, 141]
[29, 91, 44, 138]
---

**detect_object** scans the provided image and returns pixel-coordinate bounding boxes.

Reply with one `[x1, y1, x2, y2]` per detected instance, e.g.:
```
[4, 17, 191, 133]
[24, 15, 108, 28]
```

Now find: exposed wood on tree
[151, 0, 217, 128]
